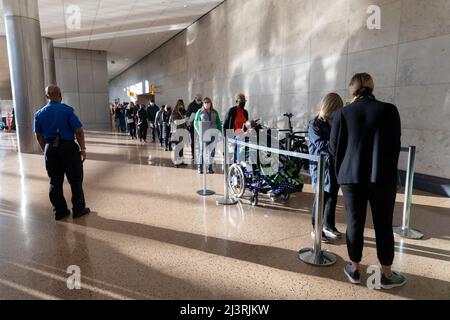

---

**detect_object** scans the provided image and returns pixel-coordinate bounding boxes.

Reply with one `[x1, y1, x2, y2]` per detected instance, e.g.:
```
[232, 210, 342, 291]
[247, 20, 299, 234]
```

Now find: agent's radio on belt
[52, 129, 61, 148]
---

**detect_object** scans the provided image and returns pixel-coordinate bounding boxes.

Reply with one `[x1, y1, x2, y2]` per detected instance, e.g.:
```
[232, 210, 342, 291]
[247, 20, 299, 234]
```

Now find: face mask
[239, 101, 246, 108]
[196, 99, 202, 105]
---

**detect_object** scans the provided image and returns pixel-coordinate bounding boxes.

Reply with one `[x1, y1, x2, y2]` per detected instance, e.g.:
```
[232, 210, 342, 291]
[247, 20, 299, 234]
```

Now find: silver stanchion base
[393, 227, 424, 240]
[197, 190, 216, 196]
[298, 248, 337, 267]
[216, 197, 238, 205]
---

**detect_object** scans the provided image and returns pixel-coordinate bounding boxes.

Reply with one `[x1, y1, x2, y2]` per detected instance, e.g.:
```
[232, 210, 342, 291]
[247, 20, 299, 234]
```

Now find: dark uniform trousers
[340, 183, 397, 266]
[45, 140, 86, 216]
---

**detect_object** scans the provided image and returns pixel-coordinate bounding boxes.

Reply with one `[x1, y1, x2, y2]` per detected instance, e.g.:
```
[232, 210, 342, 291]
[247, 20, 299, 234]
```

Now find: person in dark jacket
[330, 73, 405, 289]
[170, 100, 188, 166]
[113, 104, 123, 133]
[223, 93, 249, 163]
[137, 104, 148, 143]
[147, 100, 159, 142]
[186, 94, 203, 161]
[125, 103, 137, 140]
[162, 105, 172, 151]
[154, 105, 165, 147]
[308, 93, 344, 243]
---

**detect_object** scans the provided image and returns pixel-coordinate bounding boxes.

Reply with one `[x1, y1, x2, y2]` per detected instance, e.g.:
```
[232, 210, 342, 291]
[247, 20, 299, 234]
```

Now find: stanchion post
[299, 153, 337, 266]
[197, 122, 215, 196]
[393, 146, 423, 239]
[217, 135, 238, 205]
[313, 153, 325, 255]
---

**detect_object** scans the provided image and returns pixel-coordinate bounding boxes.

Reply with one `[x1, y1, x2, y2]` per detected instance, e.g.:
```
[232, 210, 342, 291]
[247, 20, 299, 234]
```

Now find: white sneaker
[311, 231, 330, 244]
[323, 227, 343, 240]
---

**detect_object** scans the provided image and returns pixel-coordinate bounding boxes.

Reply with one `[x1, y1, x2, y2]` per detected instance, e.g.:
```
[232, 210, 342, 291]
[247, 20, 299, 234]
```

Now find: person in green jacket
[194, 97, 222, 174]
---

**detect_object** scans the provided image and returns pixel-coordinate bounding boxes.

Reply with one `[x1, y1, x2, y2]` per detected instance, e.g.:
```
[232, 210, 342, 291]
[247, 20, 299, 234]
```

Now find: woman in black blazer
[330, 73, 406, 289]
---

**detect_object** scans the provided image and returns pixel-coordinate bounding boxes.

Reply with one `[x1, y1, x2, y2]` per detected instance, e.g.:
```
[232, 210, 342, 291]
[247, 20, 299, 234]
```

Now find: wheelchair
[228, 119, 307, 207]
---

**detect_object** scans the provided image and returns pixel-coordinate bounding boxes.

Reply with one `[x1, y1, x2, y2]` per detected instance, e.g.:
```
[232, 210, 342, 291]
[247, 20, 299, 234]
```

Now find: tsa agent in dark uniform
[34, 85, 90, 221]
[330, 73, 406, 289]
[308, 93, 344, 243]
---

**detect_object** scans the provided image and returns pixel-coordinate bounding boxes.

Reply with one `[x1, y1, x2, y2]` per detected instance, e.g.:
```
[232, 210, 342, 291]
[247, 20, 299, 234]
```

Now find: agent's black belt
[45, 138, 74, 144]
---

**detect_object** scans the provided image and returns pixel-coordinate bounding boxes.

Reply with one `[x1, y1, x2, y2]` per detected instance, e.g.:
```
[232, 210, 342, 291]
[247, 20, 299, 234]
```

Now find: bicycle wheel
[291, 139, 310, 171]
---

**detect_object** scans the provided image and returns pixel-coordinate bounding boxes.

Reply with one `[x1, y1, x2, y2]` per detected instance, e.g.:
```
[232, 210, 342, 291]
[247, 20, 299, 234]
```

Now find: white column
[3, 0, 46, 154]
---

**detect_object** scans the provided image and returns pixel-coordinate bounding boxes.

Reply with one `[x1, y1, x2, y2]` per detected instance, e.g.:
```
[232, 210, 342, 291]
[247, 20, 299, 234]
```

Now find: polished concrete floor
[0, 129, 449, 300]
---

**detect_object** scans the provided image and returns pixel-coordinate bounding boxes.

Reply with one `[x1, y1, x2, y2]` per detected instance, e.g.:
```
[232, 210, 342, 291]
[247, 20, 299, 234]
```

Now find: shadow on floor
[67, 212, 450, 300]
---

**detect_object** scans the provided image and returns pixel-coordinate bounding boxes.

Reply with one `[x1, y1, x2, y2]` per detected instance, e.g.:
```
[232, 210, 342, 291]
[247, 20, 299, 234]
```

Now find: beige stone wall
[110, 0, 450, 178]
[55, 48, 110, 128]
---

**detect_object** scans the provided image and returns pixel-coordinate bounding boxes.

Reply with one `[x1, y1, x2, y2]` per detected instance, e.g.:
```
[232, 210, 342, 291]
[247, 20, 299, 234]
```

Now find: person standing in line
[162, 105, 172, 151]
[137, 104, 149, 143]
[330, 73, 406, 289]
[34, 85, 90, 221]
[170, 100, 189, 167]
[147, 99, 159, 143]
[223, 93, 249, 163]
[186, 94, 203, 162]
[125, 102, 137, 140]
[308, 93, 344, 244]
[154, 105, 165, 147]
[194, 97, 222, 174]
[114, 104, 123, 133]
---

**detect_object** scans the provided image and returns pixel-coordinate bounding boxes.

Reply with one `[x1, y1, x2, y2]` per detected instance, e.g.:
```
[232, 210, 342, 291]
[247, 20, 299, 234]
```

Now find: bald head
[46, 85, 62, 102]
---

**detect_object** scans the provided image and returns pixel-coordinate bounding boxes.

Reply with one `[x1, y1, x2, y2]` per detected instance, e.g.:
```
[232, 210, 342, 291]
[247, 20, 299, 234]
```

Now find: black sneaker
[55, 210, 70, 221]
[207, 166, 215, 174]
[73, 208, 91, 219]
[198, 167, 204, 174]
[324, 227, 343, 240]
[344, 263, 361, 284]
[311, 231, 330, 244]
[381, 272, 407, 289]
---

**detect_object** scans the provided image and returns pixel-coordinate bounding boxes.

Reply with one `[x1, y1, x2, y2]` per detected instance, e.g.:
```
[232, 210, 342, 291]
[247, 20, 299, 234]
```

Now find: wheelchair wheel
[269, 192, 277, 202]
[228, 164, 246, 198]
[250, 191, 259, 207]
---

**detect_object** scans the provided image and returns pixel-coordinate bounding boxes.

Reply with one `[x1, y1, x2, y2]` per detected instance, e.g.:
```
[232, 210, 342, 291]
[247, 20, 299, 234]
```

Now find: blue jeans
[199, 136, 216, 167]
